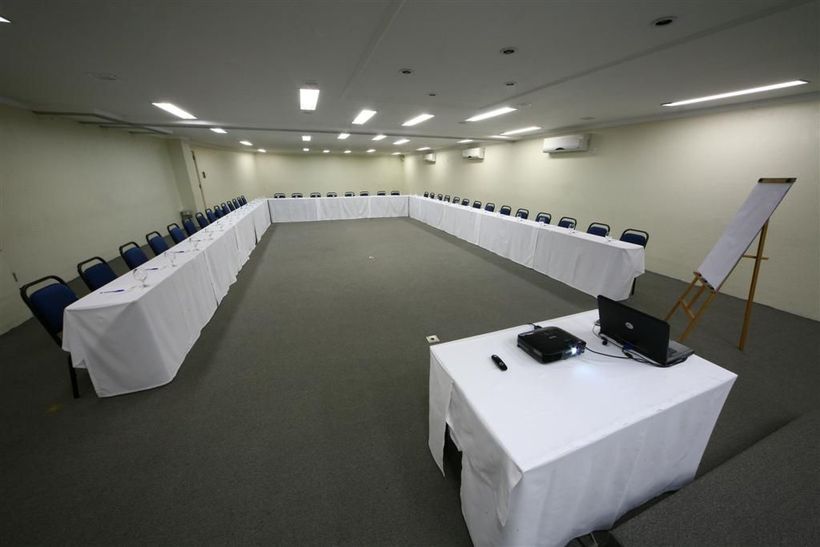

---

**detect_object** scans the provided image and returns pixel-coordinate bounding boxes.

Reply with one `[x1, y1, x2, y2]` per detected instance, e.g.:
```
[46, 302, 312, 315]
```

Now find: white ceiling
[0, 0, 817, 155]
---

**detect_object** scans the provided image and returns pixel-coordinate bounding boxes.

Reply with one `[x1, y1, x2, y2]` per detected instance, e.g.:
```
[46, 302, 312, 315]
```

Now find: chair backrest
[239, 196, 247, 205]
[587, 222, 611, 237]
[77, 257, 117, 292]
[558, 216, 577, 229]
[146, 231, 170, 255]
[535, 212, 552, 224]
[461, 198, 470, 206]
[195, 212, 210, 229]
[452, 196, 460, 205]
[444, 195, 451, 202]
[291, 193, 303, 198]
[472, 200, 482, 209]
[484, 202, 496, 212]
[499, 205, 511, 216]
[310, 192, 321, 198]
[19, 275, 78, 343]
[360, 191, 369, 196]
[620, 228, 649, 247]
[167, 223, 187, 244]
[226, 201, 235, 211]
[206, 209, 217, 223]
[327, 192, 337, 197]
[212, 207, 223, 219]
[232, 198, 240, 209]
[377, 190, 387, 196]
[515, 208, 529, 220]
[119, 241, 149, 270]
[423, 192, 429, 197]
[222, 204, 232, 215]
[344, 191, 354, 197]
[182, 218, 198, 236]
[274, 193, 286, 198]
[433, 193, 440, 200]
[390, 190, 400, 195]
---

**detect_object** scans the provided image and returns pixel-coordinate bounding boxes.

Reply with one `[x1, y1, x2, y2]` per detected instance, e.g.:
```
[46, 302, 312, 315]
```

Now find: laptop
[597, 295, 694, 367]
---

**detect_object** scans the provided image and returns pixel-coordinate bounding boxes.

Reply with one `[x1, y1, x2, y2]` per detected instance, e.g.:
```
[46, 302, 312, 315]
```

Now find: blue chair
[291, 193, 303, 198]
[182, 218, 198, 237]
[273, 193, 286, 199]
[213, 206, 224, 219]
[232, 198, 241, 209]
[391, 191, 400, 195]
[240, 195, 248, 205]
[499, 205, 512, 216]
[461, 198, 470, 206]
[360, 191, 369, 196]
[423, 192, 429, 197]
[167, 223, 187, 244]
[472, 200, 482, 209]
[515, 208, 529, 220]
[196, 212, 210, 229]
[378, 191, 387, 196]
[146, 231, 169, 255]
[226, 201, 235, 211]
[220, 204, 231, 216]
[484, 203, 495, 212]
[443, 195, 451, 202]
[558, 216, 577, 229]
[344, 191, 354, 197]
[77, 257, 117, 291]
[587, 222, 610, 237]
[206, 208, 217, 223]
[119, 242, 149, 270]
[19, 276, 80, 398]
[620, 228, 649, 247]
[310, 192, 321, 198]
[452, 196, 460, 205]
[327, 192, 337, 197]
[535, 212, 552, 224]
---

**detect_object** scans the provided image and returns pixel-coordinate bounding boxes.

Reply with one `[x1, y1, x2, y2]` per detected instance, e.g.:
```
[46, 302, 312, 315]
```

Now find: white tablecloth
[428, 310, 736, 547]
[62, 201, 270, 397]
[269, 195, 408, 222]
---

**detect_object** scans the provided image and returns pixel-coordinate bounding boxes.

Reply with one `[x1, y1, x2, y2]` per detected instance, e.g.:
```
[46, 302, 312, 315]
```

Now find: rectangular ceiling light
[0, 16, 11, 23]
[302, 135, 311, 141]
[466, 106, 516, 122]
[500, 126, 542, 136]
[391, 152, 402, 155]
[367, 149, 376, 153]
[457, 139, 474, 143]
[338, 133, 350, 140]
[352, 109, 377, 125]
[402, 113, 434, 127]
[257, 148, 266, 153]
[152, 102, 196, 120]
[323, 149, 330, 153]
[240, 140, 253, 146]
[416, 146, 431, 151]
[344, 150, 351, 154]
[488, 135, 511, 139]
[303, 147, 310, 152]
[393, 138, 410, 145]
[372, 134, 386, 141]
[210, 127, 227, 134]
[300, 88, 320, 111]
[662, 80, 808, 107]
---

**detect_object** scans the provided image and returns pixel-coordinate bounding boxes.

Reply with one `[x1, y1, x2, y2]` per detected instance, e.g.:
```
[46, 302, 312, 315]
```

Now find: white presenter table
[428, 310, 735, 547]
[62, 201, 271, 397]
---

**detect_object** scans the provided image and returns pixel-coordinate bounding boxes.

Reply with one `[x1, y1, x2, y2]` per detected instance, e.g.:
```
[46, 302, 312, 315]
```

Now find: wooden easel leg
[666, 276, 699, 321]
[738, 222, 770, 350]
[678, 291, 717, 343]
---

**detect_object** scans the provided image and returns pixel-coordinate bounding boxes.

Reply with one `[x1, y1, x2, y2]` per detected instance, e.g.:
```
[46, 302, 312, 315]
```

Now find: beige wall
[404, 99, 820, 320]
[0, 106, 187, 331]
[192, 146, 405, 203]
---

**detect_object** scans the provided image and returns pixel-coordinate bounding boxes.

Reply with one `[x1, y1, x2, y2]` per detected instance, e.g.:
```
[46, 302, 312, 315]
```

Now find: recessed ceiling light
[367, 149, 376, 153]
[504, 81, 516, 87]
[499, 46, 517, 55]
[500, 126, 542, 136]
[488, 135, 512, 139]
[257, 148, 266, 153]
[393, 138, 410, 145]
[303, 147, 310, 152]
[417, 147, 431, 151]
[466, 106, 516, 122]
[210, 128, 227, 134]
[372, 134, 386, 141]
[240, 140, 253, 146]
[651, 16, 677, 27]
[352, 109, 377, 125]
[344, 150, 351, 154]
[300, 87, 320, 111]
[399, 68, 414, 75]
[302, 135, 311, 142]
[661, 80, 808, 107]
[391, 152, 402, 156]
[152, 102, 196, 120]
[402, 113, 434, 127]
[323, 149, 330, 153]
[428, 92, 437, 97]
[0, 16, 11, 23]
[338, 132, 350, 140]
[457, 139, 474, 143]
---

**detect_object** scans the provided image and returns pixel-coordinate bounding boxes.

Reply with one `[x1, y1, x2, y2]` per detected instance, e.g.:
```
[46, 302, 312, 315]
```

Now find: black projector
[517, 326, 587, 363]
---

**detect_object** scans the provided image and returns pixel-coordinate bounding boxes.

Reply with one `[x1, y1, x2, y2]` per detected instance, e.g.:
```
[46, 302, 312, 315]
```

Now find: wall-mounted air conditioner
[542, 134, 589, 154]
[423, 152, 436, 163]
[462, 147, 485, 160]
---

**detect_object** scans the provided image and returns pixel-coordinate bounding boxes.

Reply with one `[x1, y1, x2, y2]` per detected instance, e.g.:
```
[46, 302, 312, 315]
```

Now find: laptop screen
[597, 295, 671, 364]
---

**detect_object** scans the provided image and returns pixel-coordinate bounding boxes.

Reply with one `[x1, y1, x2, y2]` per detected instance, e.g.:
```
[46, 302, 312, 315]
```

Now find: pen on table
[100, 289, 126, 294]
[491, 354, 508, 371]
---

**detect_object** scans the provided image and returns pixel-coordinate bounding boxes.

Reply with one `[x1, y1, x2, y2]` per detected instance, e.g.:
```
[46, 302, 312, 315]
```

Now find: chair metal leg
[66, 354, 79, 398]
[631, 278, 637, 295]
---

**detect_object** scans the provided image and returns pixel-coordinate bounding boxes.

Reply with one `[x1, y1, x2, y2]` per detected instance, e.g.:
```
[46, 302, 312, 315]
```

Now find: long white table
[268, 195, 408, 222]
[62, 200, 271, 397]
[428, 310, 735, 547]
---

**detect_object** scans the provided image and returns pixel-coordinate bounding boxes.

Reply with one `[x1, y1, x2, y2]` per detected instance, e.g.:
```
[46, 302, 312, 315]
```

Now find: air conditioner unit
[423, 152, 436, 163]
[542, 134, 589, 154]
[462, 147, 485, 160]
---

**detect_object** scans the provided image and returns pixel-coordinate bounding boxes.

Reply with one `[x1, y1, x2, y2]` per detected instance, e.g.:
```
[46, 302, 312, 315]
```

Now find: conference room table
[428, 310, 736, 547]
[268, 194, 409, 222]
[62, 200, 271, 397]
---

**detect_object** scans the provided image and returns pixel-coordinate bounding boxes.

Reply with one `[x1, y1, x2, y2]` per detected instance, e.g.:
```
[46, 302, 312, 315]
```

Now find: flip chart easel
[666, 178, 795, 350]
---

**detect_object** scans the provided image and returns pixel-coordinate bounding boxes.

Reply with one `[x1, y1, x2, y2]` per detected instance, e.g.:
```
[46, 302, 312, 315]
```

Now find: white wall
[192, 146, 404, 203]
[0, 106, 187, 331]
[404, 99, 820, 320]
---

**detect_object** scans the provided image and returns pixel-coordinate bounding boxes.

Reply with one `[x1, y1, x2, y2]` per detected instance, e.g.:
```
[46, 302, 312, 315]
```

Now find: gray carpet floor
[1, 217, 818, 546]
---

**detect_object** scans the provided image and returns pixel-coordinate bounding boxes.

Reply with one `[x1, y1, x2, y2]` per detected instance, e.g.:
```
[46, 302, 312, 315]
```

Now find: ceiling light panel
[300, 88, 320, 111]
[500, 126, 542, 136]
[352, 109, 377, 125]
[402, 113, 434, 127]
[240, 140, 253, 146]
[210, 128, 227, 134]
[372, 134, 386, 141]
[393, 138, 410, 145]
[416, 147, 431, 151]
[302, 135, 311, 141]
[0, 16, 11, 23]
[466, 106, 516, 122]
[152, 102, 196, 120]
[366, 149, 375, 153]
[457, 139, 474, 143]
[338, 133, 350, 140]
[661, 80, 808, 106]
